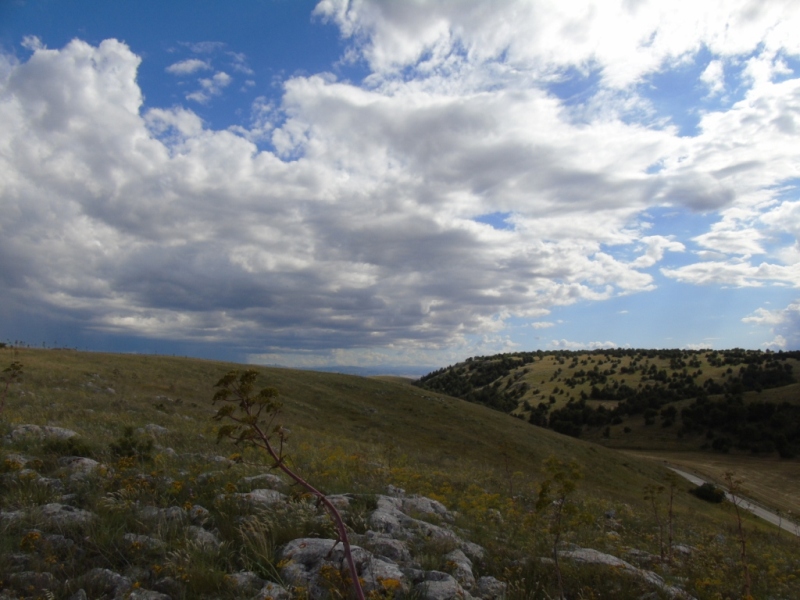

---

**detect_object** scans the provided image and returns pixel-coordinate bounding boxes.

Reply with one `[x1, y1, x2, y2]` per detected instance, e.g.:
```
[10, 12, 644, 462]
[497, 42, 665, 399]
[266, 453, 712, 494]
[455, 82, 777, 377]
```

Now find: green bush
[109, 426, 154, 463]
[691, 482, 726, 503]
[42, 436, 97, 459]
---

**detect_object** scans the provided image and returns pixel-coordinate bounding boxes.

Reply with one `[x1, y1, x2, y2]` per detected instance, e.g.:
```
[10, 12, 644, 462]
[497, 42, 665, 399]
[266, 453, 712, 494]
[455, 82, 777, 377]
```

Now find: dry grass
[2, 347, 800, 599]
[625, 450, 800, 516]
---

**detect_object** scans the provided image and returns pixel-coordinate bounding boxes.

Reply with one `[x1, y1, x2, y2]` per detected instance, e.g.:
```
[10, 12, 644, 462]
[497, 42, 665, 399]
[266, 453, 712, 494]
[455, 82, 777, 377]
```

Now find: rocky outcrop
[558, 547, 696, 600]
[7, 424, 79, 442]
[0, 448, 690, 600]
[279, 537, 408, 598]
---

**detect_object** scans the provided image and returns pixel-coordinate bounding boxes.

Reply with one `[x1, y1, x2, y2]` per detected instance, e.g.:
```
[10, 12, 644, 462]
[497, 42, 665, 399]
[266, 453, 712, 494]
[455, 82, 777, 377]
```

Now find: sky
[1, 0, 800, 376]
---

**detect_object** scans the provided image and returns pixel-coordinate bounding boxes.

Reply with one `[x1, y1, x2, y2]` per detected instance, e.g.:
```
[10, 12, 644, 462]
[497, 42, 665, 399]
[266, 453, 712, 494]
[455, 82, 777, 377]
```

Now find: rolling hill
[1, 347, 799, 599]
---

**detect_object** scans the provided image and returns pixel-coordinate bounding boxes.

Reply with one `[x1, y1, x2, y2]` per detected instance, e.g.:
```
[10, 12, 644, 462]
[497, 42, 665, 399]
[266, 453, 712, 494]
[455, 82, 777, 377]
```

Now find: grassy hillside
[417, 349, 800, 456]
[1, 348, 799, 599]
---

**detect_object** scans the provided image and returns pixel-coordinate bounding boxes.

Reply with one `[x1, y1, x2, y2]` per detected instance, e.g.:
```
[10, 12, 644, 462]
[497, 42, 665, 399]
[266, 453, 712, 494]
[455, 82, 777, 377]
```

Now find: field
[1, 347, 799, 599]
[624, 450, 800, 516]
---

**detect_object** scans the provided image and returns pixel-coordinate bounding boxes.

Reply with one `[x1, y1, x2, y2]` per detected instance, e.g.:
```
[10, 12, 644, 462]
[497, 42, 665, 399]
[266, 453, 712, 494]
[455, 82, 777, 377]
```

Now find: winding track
[668, 467, 800, 537]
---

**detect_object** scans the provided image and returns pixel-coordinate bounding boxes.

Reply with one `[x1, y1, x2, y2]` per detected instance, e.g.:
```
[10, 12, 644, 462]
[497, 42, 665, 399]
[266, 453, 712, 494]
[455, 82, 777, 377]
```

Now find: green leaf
[216, 424, 239, 441]
[212, 404, 236, 421]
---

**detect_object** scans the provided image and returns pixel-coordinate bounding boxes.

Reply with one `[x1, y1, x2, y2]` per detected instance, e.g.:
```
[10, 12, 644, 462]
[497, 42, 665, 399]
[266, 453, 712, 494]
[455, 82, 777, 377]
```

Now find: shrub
[691, 482, 725, 503]
[109, 426, 154, 463]
[42, 436, 97, 459]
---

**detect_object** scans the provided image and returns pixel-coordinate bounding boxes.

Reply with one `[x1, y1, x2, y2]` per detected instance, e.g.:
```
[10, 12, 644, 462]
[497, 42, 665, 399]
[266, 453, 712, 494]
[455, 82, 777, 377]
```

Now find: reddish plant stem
[252, 423, 365, 600]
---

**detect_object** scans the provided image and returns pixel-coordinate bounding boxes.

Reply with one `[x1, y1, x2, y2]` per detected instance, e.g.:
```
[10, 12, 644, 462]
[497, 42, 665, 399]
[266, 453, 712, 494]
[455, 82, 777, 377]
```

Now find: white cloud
[700, 59, 725, 96]
[313, 0, 800, 88]
[630, 235, 685, 268]
[3, 0, 800, 363]
[0, 38, 673, 360]
[21, 35, 44, 51]
[549, 339, 620, 350]
[529, 321, 556, 329]
[662, 261, 800, 287]
[186, 71, 232, 103]
[742, 302, 800, 348]
[166, 59, 211, 75]
[227, 51, 254, 75]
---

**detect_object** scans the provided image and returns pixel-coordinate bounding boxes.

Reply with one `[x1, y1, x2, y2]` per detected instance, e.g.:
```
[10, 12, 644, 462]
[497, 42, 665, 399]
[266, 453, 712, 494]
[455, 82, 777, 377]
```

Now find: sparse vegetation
[416, 349, 800, 460]
[691, 483, 726, 503]
[1, 360, 23, 418]
[0, 348, 798, 599]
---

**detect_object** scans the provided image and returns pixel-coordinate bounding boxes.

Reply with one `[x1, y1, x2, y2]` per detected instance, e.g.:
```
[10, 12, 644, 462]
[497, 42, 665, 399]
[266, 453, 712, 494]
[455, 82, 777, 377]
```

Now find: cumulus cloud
[186, 71, 232, 103]
[700, 59, 725, 96]
[2, 0, 800, 364]
[549, 339, 620, 350]
[630, 236, 685, 268]
[0, 37, 674, 361]
[313, 0, 800, 87]
[742, 302, 800, 348]
[166, 58, 211, 75]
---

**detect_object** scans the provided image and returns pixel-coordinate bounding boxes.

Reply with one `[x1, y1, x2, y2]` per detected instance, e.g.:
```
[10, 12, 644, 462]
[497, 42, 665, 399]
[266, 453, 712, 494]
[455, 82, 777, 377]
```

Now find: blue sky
[1, 0, 800, 376]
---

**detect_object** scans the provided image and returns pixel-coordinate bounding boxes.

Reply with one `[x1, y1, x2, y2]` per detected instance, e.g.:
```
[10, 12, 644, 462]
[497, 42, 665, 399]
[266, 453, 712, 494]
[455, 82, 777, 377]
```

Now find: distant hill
[416, 348, 800, 457]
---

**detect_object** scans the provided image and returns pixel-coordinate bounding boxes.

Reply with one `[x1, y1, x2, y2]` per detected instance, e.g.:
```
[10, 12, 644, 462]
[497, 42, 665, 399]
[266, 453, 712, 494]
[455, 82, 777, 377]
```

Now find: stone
[226, 488, 288, 508]
[279, 538, 408, 598]
[208, 455, 235, 467]
[29, 530, 77, 555]
[414, 571, 467, 600]
[255, 581, 292, 600]
[558, 548, 696, 600]
[128, 590, 171, 600]
[188, 504, 211, 525]
[626, 548, 660, 567]
[327, 494, 352, 510]
[188, 525, 221, 551]
[10, 424, 78, 441]
[476, 575, 507, 600]
[386, 484, 406, 497]
[37, 476, 64, 490]
[225, 570, 264, 594]
[361, 530, 412, 563]
[2, 453, 35, 469]
[6, 552, 33, 571]
[138, 505, 187, 524]
[459, 540, 486, 561]
[144, 424, 169, 436]
[367, 494, 468, 555]
[239, 472, 288, 491]
[152, 577, 182, 598]
[159, 447, 178, 458]
[0, 509, 26, 524]
[38, 503, 95, 528]
[402, 495, 454, 522]
[123, 533, 165, 552]
[443, 548, 475, 589]
[81, 568, 133, 598]
[59, 456, 106, 482]
[196, 470, 225, 484]
[369, 497, 406, 535]
[7, 571, 59, 594]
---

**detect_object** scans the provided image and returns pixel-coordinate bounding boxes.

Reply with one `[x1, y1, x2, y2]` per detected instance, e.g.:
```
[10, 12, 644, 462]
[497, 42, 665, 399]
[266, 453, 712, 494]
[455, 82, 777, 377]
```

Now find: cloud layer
[2, 0, 800, 365]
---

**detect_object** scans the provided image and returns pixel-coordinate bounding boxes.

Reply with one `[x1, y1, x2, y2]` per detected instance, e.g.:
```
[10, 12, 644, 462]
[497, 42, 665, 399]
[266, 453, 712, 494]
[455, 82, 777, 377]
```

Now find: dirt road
[668, 467, 800, 537]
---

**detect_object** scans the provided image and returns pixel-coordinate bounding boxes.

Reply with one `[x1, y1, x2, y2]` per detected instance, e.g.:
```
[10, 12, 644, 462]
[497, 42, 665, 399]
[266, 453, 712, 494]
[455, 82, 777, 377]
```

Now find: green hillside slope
[417, 349, 800, 458]
[1, 348, 799, 599]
